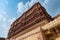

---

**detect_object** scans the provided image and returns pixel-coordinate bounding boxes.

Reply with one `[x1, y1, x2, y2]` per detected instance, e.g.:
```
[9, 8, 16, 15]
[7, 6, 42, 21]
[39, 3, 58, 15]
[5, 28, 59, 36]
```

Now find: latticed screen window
[40, 13, 43, 16]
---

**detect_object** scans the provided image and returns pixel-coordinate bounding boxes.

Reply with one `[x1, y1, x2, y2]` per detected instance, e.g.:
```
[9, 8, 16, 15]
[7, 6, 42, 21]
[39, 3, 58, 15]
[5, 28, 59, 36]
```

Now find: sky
[0, 0, 60, 38]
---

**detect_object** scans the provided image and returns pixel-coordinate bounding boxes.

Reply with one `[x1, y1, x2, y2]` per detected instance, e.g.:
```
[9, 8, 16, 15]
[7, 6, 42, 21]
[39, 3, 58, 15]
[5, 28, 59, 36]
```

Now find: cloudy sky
[0, 0, 60, 38]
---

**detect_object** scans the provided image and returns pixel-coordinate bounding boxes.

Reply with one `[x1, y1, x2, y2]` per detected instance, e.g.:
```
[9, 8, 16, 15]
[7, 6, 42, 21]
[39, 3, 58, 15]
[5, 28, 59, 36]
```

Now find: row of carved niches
[8, 14, 46, 38]
[8, 11, 46, 38]
[13, 7, 45, 34]
[8, 17, 46, 38]
[43, 25, 60, 40]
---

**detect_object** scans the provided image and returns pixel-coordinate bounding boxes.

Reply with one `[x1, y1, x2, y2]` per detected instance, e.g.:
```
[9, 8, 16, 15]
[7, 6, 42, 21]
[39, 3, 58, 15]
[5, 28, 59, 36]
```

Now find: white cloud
[0, 11, 7, 22]
[17, 2, 24, 14]
[0, 10, 16, 38]
[2, 17, 16, 38]
[0, 10, 8, 38]
[17, 0, 40, 15]
[24, 1, 30, 12]
[7, 17, 16, 24]
[17, 1, 30, 16]
[44, 0, 48, 4]
[29, 0, 39, 7]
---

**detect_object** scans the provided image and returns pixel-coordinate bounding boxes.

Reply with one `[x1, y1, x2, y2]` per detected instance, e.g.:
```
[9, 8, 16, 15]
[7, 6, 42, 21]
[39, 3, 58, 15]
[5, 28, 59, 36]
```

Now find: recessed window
[40, 13, 43, 16]
[39, 8, 40, 10]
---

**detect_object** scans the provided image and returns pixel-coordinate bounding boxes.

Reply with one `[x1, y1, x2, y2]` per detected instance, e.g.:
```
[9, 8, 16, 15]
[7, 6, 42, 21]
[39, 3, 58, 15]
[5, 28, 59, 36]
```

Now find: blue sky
[0, 0, 60, 38]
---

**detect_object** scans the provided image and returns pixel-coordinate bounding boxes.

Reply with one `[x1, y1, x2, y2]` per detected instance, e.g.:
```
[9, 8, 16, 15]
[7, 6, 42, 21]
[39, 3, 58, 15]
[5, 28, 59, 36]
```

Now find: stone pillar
[39, 27, 46, 40]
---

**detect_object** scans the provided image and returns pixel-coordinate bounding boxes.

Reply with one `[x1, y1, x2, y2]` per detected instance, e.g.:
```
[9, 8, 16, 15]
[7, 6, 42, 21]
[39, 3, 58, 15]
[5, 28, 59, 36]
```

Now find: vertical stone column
[38, 27, 46, 40]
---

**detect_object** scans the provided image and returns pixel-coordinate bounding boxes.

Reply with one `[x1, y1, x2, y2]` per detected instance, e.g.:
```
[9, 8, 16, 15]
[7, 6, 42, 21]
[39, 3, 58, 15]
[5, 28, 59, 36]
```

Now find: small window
[38, 8, 41, 10]
[40, 13, 43, 16]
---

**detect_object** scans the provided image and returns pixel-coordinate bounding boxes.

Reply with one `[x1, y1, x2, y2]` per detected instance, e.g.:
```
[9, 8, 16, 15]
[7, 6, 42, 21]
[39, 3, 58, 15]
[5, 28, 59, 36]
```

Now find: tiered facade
[7, 2, 60, 40]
